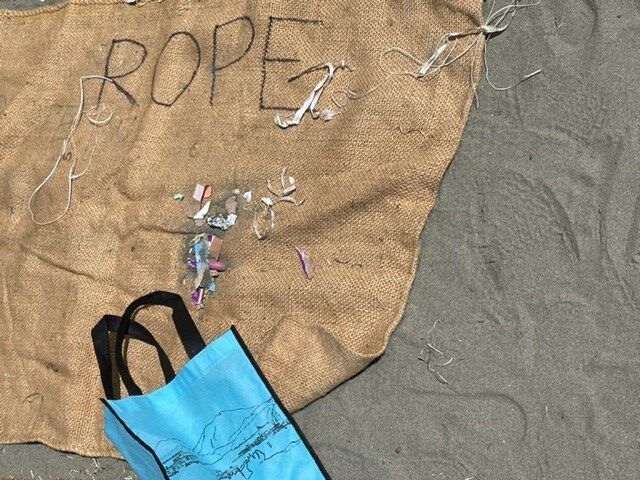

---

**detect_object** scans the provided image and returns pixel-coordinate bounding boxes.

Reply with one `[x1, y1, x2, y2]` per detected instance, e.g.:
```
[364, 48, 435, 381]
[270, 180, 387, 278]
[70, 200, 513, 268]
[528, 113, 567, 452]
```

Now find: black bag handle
[114, 291, 207, 396]
[92, 315, 176, 399]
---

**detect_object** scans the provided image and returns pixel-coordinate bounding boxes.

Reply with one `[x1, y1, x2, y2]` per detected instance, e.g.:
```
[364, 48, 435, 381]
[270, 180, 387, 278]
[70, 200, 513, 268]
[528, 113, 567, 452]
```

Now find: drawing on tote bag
[93, 291, 330, 480]
[156, 398, 300, 478]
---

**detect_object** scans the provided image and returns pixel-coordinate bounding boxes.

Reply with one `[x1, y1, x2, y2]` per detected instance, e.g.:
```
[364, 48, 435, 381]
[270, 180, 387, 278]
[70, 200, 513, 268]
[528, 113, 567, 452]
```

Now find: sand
[1, 0, 639, 478]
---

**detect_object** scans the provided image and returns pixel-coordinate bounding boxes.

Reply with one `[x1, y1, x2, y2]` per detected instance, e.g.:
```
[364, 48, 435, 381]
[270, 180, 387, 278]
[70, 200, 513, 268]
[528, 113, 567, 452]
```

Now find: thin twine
[27, 75, 114, 226]
[332, 0, 542, 108]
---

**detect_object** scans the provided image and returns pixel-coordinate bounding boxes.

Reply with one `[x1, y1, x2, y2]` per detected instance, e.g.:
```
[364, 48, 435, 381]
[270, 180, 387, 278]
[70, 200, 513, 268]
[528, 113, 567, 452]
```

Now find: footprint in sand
[473, 168, 579, 292]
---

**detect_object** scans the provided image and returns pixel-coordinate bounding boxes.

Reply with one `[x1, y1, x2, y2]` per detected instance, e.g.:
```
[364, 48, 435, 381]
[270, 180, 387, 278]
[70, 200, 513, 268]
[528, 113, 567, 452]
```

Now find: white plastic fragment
[282, 185, 296, 196]
[192, 200, 211, 220]
[319, 109, 337, 121]
[253, 206, 275, 240]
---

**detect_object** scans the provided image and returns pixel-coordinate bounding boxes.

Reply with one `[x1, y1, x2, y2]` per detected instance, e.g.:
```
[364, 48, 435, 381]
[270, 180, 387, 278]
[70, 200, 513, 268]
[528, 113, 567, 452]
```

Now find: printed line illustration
[155, 398, 301, 478]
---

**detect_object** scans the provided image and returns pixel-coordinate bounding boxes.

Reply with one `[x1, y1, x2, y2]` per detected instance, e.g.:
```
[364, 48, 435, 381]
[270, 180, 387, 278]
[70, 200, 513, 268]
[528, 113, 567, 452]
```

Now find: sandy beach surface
[1, 0, 639, 478]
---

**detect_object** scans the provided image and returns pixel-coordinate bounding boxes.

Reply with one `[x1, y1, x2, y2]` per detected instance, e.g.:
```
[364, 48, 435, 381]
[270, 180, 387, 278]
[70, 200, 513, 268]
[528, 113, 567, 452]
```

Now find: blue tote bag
[91, 291, 331, 480]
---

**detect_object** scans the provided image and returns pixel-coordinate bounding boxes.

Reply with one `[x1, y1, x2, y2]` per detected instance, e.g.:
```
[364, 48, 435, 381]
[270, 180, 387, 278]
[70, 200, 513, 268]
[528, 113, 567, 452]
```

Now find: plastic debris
[277, 196, 304, 206]
[190, 288, 204, 305]
[199, 267, 215, 289]
[319, 109, 337, 121]
[187, 260, 226, 272]
[193, 266, 206, 289]
[208, 260, 226, 271]
[187, 233, 226, 307]
[282, 185, 296, 196]
[192, 200, 211, 220]
[207, 213, 237, 231]
[266, 167, 304, 206]
[185, 183, 246, 233]
[192, 184, 207, 203]
[173, 192, 184, 201]
[252, 168, 304, 240]
[209, 235, 223, 260]
[188, 258, 227, 271]
[182, 182, 242, 305]
[294, 247, 314, 279]
[253, 205, 275, 240]
[242, 191, 252, 202]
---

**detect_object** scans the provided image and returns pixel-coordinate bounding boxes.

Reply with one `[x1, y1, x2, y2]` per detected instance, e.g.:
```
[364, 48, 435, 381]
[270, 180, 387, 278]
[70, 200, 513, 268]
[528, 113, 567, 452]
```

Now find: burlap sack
[0, 0, 482, 457]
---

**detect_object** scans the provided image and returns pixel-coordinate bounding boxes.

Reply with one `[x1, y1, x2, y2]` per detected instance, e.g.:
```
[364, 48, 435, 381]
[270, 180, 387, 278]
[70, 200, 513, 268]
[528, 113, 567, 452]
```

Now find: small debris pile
[175, 170, 311, 307]
[182, 184, 250, 231]
[207, 192, 238, 231]
[253, 168, 304, 240]
[176, 184, 253, 307]
[187, 233, 225, 307]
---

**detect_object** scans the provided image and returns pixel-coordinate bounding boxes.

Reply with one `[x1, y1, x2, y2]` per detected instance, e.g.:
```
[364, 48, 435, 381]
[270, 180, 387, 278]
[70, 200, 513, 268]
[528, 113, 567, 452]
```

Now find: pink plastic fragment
[208, 260, 226, 271]
[294, 247, 314, 279]
[192, 184, 206, 202]
[203, 185, 212, 200]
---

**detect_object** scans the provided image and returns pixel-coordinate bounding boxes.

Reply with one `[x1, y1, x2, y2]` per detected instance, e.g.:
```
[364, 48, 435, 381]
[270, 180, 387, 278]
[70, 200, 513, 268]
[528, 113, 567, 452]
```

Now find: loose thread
[418, 343, 454, 385]
[124, 0, 164, 5]
[395, 0, 543, 86]
[27, 75, 114, 226]
[418, 318, 454, 385]
[333, 0, 542, 108]
[470, 39, 483, 107]
[398, 126, 427, 138]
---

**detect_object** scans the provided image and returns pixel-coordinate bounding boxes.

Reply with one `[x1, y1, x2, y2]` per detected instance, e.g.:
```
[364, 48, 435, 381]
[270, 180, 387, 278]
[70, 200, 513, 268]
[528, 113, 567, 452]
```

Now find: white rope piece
[332, 0, 542, 108]
[274, 61, 348, 129]
[27, 75, 114, 226]
[387, 0, 542, 87]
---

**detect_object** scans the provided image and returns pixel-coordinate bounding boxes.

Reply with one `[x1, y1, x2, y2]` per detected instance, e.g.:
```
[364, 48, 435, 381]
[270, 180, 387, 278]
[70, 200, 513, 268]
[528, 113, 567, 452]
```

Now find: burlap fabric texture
[0, 0, 482, 457]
